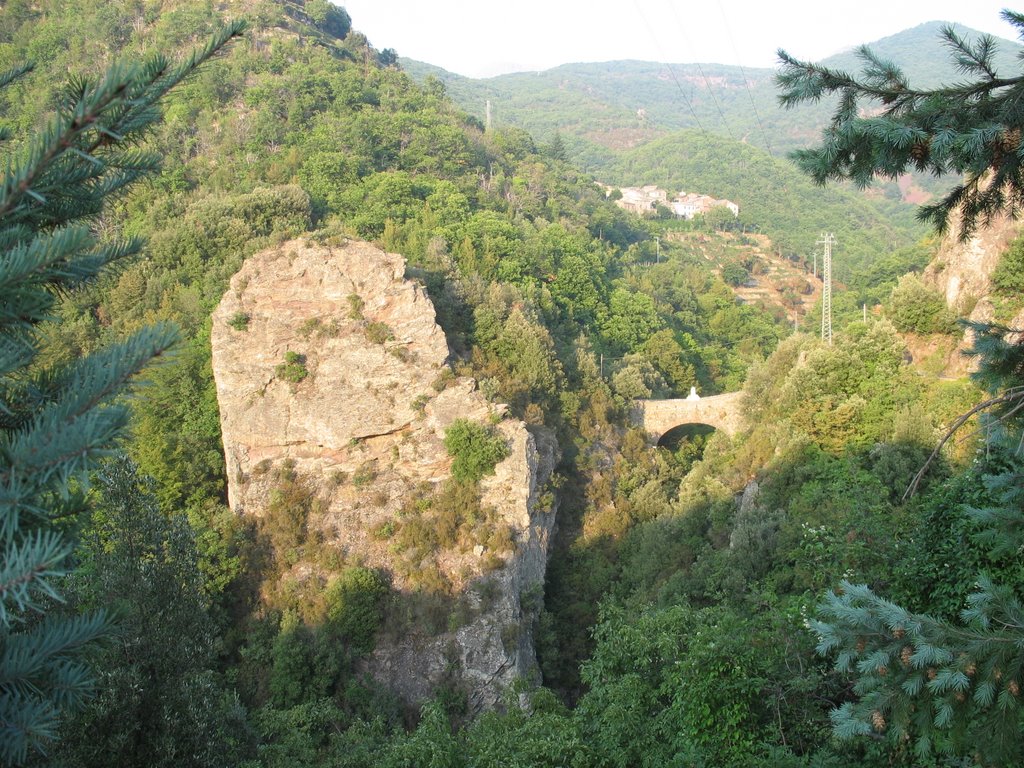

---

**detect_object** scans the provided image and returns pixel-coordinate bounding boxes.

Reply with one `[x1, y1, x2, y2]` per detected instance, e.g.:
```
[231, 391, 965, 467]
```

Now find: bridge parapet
[634, 391, 745, 440]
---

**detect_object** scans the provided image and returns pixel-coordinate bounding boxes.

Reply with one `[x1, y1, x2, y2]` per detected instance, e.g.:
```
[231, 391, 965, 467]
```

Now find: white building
[606, 184, 739, 220]
[671, 192, 739, 220]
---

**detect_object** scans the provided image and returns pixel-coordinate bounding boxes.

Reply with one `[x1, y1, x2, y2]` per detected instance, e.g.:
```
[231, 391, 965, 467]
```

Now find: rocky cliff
[922, 208, 1020, 318]
[210, 238, 558, 711]
[919, 208, 1024, 373]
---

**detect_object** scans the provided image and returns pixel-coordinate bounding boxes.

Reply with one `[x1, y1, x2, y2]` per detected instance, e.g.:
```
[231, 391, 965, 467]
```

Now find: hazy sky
[338, 1, 1020, 78]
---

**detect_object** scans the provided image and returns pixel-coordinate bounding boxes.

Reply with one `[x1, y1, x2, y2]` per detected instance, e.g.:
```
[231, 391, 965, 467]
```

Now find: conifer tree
[0, 21, 243, 764]
[778, 12, 1024, 764]
[777, 10, 1024, 239]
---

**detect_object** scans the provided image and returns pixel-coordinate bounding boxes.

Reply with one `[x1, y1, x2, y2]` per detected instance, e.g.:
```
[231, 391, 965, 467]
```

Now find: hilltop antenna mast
[817, 233, 835, 345]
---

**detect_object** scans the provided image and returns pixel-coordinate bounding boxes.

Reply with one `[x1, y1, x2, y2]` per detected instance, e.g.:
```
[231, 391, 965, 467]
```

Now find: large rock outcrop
[922, 207, 1020, 317]
[918, 208, 1024, 374]
[210, 238, 558, 711]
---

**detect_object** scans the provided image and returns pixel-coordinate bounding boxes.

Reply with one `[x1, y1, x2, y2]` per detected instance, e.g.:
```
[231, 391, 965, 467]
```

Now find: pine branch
[0, 692, 60, 765]
[903, 387, 1024, 500]
[0, 324, 180, 507]
[0, 20, 245, 225]
[777, 26, 1024, 238]
[0, 612, 110, 687]
[0, 21, 245, 764]
[0, 63, 34, 92]
[0, 530, 69, 623]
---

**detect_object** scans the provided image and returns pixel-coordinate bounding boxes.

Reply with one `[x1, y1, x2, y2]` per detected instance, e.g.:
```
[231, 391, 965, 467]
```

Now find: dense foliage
[779, 12, 1024, 763]
[0, 20, 241, 763]
[1, 2, 1014, 766]
[887, 274, 958, 335]
[443, 419, 510, 483]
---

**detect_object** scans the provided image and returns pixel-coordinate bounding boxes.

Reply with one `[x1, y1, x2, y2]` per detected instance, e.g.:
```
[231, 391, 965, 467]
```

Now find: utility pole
[817, 233, 835, 345]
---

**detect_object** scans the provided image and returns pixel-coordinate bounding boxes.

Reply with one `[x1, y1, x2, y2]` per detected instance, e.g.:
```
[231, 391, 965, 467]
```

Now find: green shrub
[721, 261, 750, 286]
[430, 478, 482, 549]
[363, 321, 393, 344]
[323, 567, 388, 653]
[275, 351, 309, 383]
[352, 461, 377, 488]
[298, 317, 339, 339]
[394, 515, 440, 559]
[432, 369, 455, 392]
[887, 274, 958, 334]
[443, 419, 510, 483]
[992, 235, 1024, 295]
[227, 311, 250, 331]
[264, 462, 320, 564]
[346, 293, 364, 320]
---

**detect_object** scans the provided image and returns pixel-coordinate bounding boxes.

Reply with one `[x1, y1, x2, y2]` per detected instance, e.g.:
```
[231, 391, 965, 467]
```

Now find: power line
[715, 0, 774, 156]
[629, 0, 708, 136]
[663, 0, 736, 142]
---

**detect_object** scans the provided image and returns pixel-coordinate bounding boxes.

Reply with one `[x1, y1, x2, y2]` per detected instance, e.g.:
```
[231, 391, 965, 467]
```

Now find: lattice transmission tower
[817, 233, 835, 345]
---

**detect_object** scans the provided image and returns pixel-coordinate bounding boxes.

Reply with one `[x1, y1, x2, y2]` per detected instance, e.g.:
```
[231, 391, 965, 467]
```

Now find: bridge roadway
[632, 391, 744, 441]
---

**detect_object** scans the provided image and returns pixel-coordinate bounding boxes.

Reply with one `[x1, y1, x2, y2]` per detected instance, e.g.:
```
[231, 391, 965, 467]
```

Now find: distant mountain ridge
[820, 21, 1021, 86]
[401, 21, 1022, 161]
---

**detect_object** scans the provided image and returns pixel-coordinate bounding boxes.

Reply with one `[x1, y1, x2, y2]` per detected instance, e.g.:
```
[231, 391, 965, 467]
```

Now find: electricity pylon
[817, 233, 835, 345]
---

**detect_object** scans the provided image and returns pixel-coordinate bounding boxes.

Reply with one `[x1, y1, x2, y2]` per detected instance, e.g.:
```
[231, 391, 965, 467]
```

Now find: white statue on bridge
[685, 386, 700, 401]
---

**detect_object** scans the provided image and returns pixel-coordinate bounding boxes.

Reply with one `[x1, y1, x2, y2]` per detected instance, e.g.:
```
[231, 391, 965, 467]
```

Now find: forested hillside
[403, 22, 1023, 212]
[3, 1, 1022, 766]
[402, 21, 1023, 157]
[404, 57, 789, 157]
[603, 131, 928, 285]
[404, 29, 975, 297]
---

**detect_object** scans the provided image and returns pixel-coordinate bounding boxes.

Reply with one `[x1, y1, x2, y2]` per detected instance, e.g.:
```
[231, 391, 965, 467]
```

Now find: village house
[670, 192, 739, 220]
[604, 183, 739, 220]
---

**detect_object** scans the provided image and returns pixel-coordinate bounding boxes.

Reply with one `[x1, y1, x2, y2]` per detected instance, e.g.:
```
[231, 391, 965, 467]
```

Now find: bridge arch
[632, 391, 744, 442]
[656, 422, 716, 449]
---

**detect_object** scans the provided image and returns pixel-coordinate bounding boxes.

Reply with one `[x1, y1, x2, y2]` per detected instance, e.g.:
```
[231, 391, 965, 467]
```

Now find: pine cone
[855, 637, 866, 653]
[877, 665, 888, 676]
[901, 646, 913, 667]
[955, 691, 966, 703]
[992, 128, 1022, 170]
[1009, 680, 1020, 697]
[893, 626, 905, 640]
[871, 710, 886, 731]
[927, 667, 937, 680]
[909, 140, 930, 165]
[965, 662, 976, 678]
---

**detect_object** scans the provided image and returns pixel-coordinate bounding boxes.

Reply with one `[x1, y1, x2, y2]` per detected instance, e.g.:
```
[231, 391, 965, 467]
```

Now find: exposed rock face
[920, 209, 1023, 374]
[210, 238, 558, 711]
[922, 209, 1019, 315]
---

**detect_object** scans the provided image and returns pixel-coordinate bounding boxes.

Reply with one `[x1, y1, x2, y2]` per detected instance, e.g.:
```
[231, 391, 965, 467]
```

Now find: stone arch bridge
[632, 391, 745, 442]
